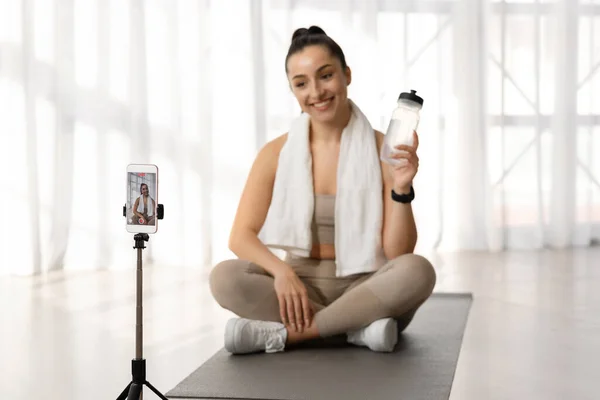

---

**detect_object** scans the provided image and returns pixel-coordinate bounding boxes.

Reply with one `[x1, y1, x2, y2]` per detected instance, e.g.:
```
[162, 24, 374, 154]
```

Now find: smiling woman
[208, 25, 436, 356]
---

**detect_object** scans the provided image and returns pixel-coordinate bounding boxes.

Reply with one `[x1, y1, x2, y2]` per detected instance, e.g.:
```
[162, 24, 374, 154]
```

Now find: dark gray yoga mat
[167, 293, 472, 400]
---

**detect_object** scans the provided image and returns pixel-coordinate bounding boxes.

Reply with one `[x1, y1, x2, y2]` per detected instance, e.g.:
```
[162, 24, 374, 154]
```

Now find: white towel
[137, 195, 154, 217]
[259, 100, 387, 277]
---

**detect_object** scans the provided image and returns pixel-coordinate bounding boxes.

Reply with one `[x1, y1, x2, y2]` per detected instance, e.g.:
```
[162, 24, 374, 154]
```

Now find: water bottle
[380, 90, 424, 166]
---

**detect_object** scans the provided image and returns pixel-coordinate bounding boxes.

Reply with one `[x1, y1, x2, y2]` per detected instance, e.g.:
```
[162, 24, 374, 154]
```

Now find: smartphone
[126, 164, 159, 234]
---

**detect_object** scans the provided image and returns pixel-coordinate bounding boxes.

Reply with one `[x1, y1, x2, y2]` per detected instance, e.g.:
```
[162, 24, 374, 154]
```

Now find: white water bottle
[380, 90, 424, 166]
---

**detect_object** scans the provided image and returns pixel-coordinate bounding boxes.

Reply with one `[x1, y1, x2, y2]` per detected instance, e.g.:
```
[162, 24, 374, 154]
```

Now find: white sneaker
[347, 318, 398, 352]
[224, 318, 288, 354]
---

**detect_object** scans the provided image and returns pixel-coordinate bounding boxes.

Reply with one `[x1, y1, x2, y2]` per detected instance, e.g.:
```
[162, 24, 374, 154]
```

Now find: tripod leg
[127, 382, 142, 400]
[116, 382, 132, 400]
[145, 381, 169, 400]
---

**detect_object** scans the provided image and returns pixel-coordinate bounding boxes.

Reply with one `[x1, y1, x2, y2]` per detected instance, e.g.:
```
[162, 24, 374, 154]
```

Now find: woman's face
[287, 45, 351, 124]
[141, 185, 148, 196]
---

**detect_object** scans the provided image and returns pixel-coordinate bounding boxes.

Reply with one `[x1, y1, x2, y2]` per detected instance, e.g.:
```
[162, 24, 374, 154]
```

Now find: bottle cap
[398, 89, 424, 106]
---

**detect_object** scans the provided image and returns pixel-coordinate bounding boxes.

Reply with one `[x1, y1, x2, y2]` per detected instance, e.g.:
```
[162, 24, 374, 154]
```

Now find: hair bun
[291, 28, 309, 41]
[308, 26, 326, 36]
[291, 26, 327, 41]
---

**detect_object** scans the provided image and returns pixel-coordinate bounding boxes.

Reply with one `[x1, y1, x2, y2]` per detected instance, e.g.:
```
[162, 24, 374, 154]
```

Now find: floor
[1, 247, 599, 400]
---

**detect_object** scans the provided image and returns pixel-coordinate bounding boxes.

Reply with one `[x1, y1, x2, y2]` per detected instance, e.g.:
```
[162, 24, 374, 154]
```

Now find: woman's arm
[228, 133, 294, 278]
[375, 131, 418, 259]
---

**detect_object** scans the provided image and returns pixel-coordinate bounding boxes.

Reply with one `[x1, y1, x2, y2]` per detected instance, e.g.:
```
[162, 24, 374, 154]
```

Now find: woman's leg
[209, 256, 435, 353]
[209, 259, 326, 324]
[211, 255, 435, 337]
[211, 259, 362, 352]
[313, 253, 436, 337]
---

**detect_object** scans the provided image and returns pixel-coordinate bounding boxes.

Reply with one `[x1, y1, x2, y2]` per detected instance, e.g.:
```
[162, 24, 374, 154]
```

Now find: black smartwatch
[391, 186, 415, 204]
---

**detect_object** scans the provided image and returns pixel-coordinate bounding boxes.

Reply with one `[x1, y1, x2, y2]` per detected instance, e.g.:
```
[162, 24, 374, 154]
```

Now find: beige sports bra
[311, 194, 335, 245]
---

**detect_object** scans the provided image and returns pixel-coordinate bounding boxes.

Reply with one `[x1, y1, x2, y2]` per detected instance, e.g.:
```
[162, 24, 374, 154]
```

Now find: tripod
[117, 206, 167, 400]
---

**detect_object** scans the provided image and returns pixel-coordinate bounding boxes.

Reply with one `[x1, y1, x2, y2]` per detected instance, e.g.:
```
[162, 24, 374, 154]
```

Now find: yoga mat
[167, 293, 472, 400]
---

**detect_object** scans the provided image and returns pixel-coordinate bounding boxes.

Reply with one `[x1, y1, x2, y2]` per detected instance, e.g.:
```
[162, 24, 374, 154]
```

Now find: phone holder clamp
[122, 204, 164, 219]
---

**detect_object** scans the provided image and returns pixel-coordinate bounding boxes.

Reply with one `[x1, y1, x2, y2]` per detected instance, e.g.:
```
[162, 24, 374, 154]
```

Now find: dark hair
[285, 26, 348, 73]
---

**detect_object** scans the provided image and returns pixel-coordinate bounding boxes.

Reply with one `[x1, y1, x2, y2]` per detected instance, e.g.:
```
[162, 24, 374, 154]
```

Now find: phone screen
[126, 171, 157, 230]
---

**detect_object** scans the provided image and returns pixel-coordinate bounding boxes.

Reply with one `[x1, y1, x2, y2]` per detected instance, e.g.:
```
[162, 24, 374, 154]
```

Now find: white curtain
[1, 0, 598, 276]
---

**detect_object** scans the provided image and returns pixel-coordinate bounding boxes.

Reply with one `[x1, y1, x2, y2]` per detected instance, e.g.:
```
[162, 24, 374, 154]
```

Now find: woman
[209, 26, 436, 354]
[132, 183, 155, 225]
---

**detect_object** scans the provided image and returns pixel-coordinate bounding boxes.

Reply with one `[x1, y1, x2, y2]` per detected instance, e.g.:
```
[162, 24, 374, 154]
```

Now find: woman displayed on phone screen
[132, 183, 156, 225]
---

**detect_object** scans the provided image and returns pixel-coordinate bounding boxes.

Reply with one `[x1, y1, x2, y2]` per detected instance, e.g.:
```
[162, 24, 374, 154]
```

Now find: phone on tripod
[126, 164, 159, 234]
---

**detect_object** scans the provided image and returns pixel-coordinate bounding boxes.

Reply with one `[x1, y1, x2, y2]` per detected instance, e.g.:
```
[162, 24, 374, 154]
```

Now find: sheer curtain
[1, 0, 598, 276]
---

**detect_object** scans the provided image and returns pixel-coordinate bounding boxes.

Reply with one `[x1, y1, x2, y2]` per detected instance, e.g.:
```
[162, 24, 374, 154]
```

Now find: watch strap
[391, 186, 415, 203]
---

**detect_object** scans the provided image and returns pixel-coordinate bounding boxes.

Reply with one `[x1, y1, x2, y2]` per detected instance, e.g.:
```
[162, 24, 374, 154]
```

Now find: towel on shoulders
[258, 99, 387, 277]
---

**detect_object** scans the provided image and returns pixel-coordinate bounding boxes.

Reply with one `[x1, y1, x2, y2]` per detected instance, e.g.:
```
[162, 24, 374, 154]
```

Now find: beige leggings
[209, 253, 436, 337]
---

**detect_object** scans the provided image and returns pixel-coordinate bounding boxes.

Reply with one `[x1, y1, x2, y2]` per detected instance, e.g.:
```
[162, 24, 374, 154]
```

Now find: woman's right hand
[273, 268, 313, 333]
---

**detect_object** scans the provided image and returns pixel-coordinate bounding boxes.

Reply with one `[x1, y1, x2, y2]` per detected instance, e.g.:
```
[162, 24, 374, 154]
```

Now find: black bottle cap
[398, 89, 424, 106]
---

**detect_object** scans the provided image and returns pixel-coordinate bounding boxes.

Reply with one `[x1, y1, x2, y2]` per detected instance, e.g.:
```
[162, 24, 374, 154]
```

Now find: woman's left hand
[388, 131, 420, 194]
